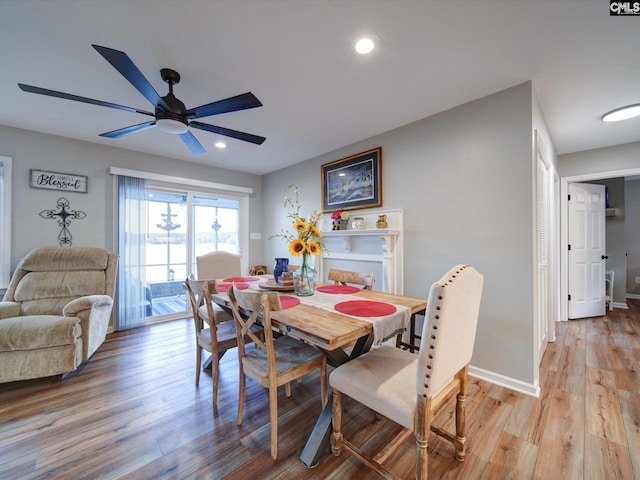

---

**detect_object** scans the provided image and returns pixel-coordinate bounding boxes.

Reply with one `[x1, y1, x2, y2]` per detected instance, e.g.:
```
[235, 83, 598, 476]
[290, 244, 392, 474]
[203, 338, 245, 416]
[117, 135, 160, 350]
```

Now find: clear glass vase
[293, 254, 316, 296]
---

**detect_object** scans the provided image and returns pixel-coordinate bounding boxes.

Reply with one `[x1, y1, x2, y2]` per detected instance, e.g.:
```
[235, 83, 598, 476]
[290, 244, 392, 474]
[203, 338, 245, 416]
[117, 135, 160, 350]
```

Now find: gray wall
[559, 141, 640, 177]
[626, 180, 640, 295]
[587, 178, 627, 304]
[0, 125, 263, 269]
[262, 82, 538, 385]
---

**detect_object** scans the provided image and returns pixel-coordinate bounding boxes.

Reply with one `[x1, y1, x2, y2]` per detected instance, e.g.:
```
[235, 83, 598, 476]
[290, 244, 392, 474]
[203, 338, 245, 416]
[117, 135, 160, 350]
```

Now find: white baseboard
[626, 293, 640, 300]
[469, 365, 540, 398]
[611, 302, 628, 310]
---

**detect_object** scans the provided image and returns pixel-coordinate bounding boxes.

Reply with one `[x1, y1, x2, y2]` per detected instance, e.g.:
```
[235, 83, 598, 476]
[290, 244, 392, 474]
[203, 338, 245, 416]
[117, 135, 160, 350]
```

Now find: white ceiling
[1, 1, 639, 175]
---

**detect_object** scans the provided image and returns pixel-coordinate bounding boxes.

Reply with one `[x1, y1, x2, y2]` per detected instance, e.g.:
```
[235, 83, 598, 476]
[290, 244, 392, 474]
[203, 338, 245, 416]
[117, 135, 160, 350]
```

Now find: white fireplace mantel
[318, 210, 403, 294]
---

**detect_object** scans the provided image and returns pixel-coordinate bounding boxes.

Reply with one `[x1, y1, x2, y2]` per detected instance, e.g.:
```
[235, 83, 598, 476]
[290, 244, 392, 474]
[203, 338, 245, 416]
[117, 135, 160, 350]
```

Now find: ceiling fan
[18, 44, 266, 154]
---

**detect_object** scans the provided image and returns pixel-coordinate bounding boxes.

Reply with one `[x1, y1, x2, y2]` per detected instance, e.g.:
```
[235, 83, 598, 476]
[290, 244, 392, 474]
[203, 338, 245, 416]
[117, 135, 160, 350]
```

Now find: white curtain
[116, 175, 148, 330]
[0, 157, 11, 289]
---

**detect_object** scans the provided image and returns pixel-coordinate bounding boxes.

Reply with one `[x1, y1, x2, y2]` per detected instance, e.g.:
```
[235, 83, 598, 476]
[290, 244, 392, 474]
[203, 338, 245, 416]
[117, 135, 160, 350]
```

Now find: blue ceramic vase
[273, 257, 289, 284]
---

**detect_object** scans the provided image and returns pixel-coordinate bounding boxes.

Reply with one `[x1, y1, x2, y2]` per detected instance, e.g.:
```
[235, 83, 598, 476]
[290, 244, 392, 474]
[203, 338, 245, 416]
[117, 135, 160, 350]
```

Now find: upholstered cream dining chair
[330, 264, 483, 479]
[228, 286, 327, 460]
[196, 251, 241, 281]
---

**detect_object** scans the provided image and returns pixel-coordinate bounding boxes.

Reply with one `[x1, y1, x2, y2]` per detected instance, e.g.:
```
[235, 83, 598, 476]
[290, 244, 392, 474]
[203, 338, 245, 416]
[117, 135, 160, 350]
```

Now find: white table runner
[250, 285, 410, 346]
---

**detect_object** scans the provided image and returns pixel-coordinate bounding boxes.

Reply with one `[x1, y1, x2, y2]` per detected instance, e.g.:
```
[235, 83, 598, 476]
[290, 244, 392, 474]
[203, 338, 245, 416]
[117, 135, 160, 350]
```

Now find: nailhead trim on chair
[422, 264, 470, 398]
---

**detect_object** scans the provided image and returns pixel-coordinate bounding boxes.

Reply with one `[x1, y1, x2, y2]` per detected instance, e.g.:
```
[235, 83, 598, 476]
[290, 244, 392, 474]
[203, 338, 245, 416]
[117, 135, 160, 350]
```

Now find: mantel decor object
[331, 208, 350, 230]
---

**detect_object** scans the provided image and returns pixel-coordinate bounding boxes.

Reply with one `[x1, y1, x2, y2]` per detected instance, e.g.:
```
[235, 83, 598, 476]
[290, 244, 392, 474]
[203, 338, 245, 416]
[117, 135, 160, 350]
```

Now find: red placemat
[316, 285, 360, 294]
[223, 276, 260, 283]
[216, 282, 249, 292]
[334, 300, 397, 317]
[279, 295, 300, 309]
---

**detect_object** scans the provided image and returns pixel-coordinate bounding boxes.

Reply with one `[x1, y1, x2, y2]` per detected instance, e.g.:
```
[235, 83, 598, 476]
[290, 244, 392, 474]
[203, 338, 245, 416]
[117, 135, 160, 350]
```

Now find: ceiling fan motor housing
[157, 68, 188, 126]
[156, 93, 188, 127]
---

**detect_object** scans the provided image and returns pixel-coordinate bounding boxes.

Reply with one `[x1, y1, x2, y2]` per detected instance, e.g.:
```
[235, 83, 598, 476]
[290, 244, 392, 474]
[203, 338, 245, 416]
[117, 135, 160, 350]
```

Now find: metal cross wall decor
[39, 197, 87, 246]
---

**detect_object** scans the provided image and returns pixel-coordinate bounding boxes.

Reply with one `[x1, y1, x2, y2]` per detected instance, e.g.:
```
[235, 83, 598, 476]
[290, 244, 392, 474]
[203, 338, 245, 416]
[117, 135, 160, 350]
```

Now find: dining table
[209, 275, 427, 467]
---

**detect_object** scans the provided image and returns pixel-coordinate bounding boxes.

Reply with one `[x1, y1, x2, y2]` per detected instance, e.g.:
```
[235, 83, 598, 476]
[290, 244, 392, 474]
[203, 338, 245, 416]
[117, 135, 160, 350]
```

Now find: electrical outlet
[636, 277, 640, 284]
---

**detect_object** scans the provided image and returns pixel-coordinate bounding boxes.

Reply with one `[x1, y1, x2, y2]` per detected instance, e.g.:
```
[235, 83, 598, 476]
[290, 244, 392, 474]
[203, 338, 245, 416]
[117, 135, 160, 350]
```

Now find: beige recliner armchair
[0, 246, 118, 383]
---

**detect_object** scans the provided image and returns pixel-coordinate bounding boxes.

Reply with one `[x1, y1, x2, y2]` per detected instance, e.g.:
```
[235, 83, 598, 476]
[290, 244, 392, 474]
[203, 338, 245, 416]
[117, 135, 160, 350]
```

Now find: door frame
[534, 132, 555, 370]
[560, 166, 640, 321]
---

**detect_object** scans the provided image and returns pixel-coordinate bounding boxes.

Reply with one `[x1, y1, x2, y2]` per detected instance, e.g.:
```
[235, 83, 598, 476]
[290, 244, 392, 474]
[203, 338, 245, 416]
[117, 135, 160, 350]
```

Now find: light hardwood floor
[1, 301, 639, 479]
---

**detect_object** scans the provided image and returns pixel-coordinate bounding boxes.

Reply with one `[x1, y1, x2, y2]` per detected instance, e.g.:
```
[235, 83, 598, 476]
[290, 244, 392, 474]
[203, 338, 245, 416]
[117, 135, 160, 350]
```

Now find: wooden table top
[211, 283, 426, 351]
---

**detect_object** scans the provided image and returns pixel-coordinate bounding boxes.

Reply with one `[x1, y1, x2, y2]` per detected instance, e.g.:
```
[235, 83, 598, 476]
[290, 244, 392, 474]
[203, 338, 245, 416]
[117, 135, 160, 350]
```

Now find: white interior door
[568, 182, 606, 319]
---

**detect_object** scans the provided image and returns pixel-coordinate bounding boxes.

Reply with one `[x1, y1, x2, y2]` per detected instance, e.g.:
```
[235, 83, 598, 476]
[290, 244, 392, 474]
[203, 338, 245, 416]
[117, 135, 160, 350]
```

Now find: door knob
[602, 255, 609, 260]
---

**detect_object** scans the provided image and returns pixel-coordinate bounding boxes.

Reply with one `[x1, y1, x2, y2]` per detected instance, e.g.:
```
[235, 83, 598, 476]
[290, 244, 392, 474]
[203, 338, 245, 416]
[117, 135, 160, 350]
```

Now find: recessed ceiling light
[215, 141, 227, 149]
[601, 104, 640, 122]
[354, 36, 376, 55]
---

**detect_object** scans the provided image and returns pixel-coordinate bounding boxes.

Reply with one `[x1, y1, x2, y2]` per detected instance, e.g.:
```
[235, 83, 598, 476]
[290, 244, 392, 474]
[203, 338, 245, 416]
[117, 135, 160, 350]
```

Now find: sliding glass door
[121, 186, 242, 325]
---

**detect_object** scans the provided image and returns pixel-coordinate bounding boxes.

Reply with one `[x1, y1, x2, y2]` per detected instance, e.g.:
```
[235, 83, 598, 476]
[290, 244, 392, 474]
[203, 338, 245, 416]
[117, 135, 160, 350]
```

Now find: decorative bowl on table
[259, 272, 295, 291]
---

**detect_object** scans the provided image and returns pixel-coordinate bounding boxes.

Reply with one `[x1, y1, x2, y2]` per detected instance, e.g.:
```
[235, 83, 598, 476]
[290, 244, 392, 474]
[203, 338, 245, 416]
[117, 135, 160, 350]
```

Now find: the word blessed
[30, 169, 88, 193]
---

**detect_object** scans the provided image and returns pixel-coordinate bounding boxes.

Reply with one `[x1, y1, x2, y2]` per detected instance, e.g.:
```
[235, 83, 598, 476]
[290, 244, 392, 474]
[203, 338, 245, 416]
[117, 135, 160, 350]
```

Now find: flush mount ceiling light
[601, 104, 640, 122]
[156, 118, 189, 134]
[215, 141, 227, 149]
[354, 35, 377, 55]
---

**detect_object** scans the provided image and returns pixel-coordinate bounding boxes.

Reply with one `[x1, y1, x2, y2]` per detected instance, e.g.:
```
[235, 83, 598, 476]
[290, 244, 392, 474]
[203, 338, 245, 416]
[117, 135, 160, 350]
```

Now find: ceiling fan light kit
[601, 103, 640, 122]
[156, 118, 188, 134]
[17, 44, 266, 154]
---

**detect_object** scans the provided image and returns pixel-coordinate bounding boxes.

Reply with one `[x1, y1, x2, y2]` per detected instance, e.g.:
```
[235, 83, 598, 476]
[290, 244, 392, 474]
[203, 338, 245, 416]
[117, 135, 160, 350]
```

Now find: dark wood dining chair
[228, 286, 327, 460]
[330, 265, 484, 479]
[327, 268, 375, 290]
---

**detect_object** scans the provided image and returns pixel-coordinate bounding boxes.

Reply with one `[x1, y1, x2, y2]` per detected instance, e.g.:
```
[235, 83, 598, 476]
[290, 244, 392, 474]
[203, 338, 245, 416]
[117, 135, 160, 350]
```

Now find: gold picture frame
[321, 147, 382, 212]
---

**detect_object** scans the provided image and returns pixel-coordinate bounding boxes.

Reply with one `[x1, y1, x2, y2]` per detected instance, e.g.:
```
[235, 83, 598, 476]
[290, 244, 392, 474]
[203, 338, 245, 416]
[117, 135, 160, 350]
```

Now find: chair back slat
[416, 265, 483, 398]
[228, 287, 280, 355]
[184, 276, 203, 327]
[328, 269, 375, 290]
[185, 276, 219, 342]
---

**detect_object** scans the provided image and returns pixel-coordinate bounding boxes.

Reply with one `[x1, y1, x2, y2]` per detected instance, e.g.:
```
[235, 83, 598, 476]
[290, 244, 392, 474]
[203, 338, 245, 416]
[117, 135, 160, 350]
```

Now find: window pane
[193, 195, 239, 259]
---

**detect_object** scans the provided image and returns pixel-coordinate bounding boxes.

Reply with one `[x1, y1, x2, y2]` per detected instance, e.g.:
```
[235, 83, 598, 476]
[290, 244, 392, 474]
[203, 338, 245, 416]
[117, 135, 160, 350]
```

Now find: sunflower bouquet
[268, 184, 322, 295]
[269, 184, 323, 256]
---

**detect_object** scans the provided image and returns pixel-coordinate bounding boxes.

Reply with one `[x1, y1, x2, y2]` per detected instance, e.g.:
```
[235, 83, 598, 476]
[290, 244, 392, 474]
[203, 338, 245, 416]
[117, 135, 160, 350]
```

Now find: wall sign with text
[30, 170, 88, 193]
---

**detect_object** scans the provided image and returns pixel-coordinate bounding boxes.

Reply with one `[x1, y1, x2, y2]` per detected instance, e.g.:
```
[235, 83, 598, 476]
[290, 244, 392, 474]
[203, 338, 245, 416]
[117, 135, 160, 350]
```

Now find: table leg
[300, 333, 373, 467]
[300, 393, 334, 467]
[203, 355, 212, 370]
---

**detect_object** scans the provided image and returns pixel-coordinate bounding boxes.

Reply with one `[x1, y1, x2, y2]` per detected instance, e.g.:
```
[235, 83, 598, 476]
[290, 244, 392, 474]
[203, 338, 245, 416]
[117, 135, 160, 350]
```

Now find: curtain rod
[108, 166, 253, 195]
